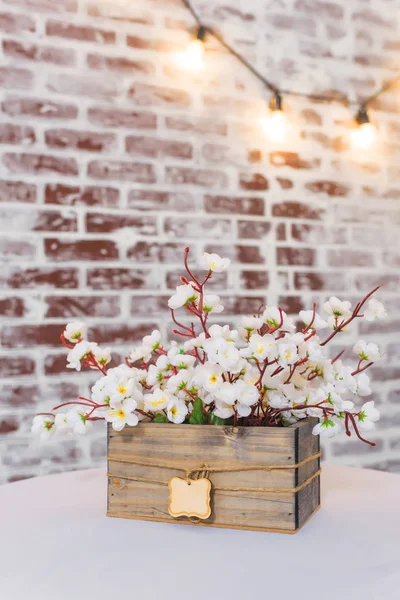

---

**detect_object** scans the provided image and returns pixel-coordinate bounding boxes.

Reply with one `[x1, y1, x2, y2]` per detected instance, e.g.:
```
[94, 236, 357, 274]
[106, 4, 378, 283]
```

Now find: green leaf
[210, 413, 234, 426]
[189, 397, 207, 425]
[153, 414, 167, 423]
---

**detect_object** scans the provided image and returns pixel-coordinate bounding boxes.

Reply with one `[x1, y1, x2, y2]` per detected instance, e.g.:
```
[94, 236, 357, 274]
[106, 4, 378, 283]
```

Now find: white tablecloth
[1, 466, 400, 600]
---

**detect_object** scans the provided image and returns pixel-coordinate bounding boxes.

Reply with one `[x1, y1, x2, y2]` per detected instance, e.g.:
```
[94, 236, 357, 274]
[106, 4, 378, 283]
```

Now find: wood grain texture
[107, 418, 321, 533]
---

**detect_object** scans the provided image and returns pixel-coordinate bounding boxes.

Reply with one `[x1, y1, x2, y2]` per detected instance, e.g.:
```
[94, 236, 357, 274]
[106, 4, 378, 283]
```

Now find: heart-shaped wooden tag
[168, 477, 212, 520]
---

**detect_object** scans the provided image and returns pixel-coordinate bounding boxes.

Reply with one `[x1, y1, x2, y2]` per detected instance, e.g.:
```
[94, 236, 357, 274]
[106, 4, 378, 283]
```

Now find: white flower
[327, 315, 349, 332]
[108, 375, 139, 405]
[142, 329, 161, 351]
[66, 341, 97, 371]
[234, 380, 258, 407]
[312, 419, 340, 438]
[167, 399, 188, 424]
[63, 321, 87, 344]
[299, 339, 325, 364]
[239, 316, 263, 338]
[203, 294, 224, 313]
[166, 369, 193, 394]
[268, 392, 290, 409]
[299, 310, 328, 330]
[105, 398, 138, 431]
[202, 337, 241, 372]
[214, 399, 235, 419]
[207, 324, 238, 342]
[323, 296, 352, 318]
[241, 334, 276, 361]
[263, 306, 294, 332]
[92, 346, 111, 367]
[31, 415, 55, 440]
[355, 372, 372, 396]
[145, 388, 172, 412]
[277, 342, 298, 368]
[194, 362, 224, 393]
[353, 340, 382, 363]
[170, 353, 196, 369]
[91, 377, 110, 405]
[356, 401, 380, 431]
[54, 413, 71, 434]
[201, 252, 230, 272]
[168, 283, 199, 310]
[215, 381, 237, 405]
[66, 409, 92, 435]
[364, 299, 387, 322]
[129, 345, 152, 364]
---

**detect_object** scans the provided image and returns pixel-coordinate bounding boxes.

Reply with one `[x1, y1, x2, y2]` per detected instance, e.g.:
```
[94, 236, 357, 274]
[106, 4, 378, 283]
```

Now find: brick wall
[1, 0, 400, 483]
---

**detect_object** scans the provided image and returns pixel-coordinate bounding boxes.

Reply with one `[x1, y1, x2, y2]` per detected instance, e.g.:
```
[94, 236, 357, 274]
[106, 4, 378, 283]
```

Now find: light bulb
[262, 93, 287, 142]
[352, 107, 377, 149]
[177, 26, 206, 70]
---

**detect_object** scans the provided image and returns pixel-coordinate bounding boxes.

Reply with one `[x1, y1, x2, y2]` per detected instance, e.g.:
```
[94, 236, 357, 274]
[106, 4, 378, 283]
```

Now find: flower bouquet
[32, 247, 386, 533]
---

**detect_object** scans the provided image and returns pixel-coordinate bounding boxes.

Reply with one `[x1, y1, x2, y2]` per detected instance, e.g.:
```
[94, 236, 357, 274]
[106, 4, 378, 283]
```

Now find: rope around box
[107, 450, 321, 494]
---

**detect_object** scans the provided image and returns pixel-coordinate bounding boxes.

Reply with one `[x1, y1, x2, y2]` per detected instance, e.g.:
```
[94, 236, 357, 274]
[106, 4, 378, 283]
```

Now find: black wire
[182, 0, 400, 111]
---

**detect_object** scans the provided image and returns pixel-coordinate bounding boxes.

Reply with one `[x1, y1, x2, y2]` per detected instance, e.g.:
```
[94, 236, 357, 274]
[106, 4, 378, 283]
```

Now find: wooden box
[107, 418, 321, 534]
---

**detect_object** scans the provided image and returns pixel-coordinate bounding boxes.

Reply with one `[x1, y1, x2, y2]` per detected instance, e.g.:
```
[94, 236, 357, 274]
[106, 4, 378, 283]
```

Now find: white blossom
[312, 419, 341, 438]
[364, 299, 387, 322]
[201, 252, 230, 272]
[92, 346, 112, 367]
[63, 321, 87, 344]
[66, 409, 92, 435]
[66, 341, 98, 371]
[145, 388, 172, 412]
[167, 399, 188, 424]
[31, 415, 55, 440]
[241, 333, 276, 361]
[105, 398, 138, 431]
[356, 401, 380, 431]
[323, 296, 352, 318]
[299, 310, 328, 330]
[168, 282, 199, 310]
[353, 340, 382, 363]
[203, 294, 224, 313]
[277, 342, 298, 368]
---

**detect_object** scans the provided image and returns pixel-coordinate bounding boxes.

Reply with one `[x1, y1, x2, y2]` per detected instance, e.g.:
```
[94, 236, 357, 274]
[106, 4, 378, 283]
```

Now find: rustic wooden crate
[107, 418, 320, 534]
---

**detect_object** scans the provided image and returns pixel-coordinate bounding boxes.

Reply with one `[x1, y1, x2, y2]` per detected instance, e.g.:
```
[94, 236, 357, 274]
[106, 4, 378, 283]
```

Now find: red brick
[45, 184, 119, 207]
[383, 252, 400, 268]
[87, 53, 154, 74]
[128, 189, 194, 212]
[221, 296, 265, 316]
[0, 355, 35, 377]
[240, 270, 269, 290]
[0, 180, 36, 203]
[302, 131, 348, 152]
[278, 296, 304, 314]
[277, 247, 315, 266]
[276, 223, 286, 241]
[0, 207, 77, 232]
[86, 213, 157, 235]
[48, 73, 117, 100]
[269, 13, 316, 35]
[87, 268, 159, 290]
[165, 115, 227, 136]
[237, 221, 272, 239]
[46, 19, 115, 43]
[301, 108, 323, 125]
[44, 295, 120, 318]
[125, 135, 192, 159]
[44, 238, 119, 262]
[291, 223, 347, 244]
[1, 95, 78, 119]
[203, 95, 257, 112]
[166, 269, 228, 291]
[3, 39, 75, 66]
[127, 241, 187, 262]
[129, 82, 191, 108]
[165, 167, 227, 188]
[3, 153, 78, 176]
[45, 129, 116, 152]
[328, 249, 375, 268]
[164, 217, 230, 238]
[0, 123, 35, 145]
[354, 274, 400, 293]
[239, 173, 269, 191]
[87, 3, 153, 24]
[273, 201, 324, 220]
[0, 66, 33, 89]
[0, 238, 36, 260]
[126, 34, 182, 52]
[88, 160, 156, 183]
[1, 324, 65, 347]
[352, 9, 394, 29]
[270, 151, 320, 169]
[3, 0, 77, 12]
[0, 416, 19, 434]
[0, 266, 78, 288]
[248, 150, 262, 163]
[305, 180, 350, 196]
[130, 295, 170, 316]
[89, 323, 158, 345]
[276, 177, 293, 189]
[0, 12, 35, 33]
[0, 296, 26, 317]
[2, 384, 37, 407]
[294, 271, 347, 291]
[204, 195, 264, 216]
[88, 106, 157, 129]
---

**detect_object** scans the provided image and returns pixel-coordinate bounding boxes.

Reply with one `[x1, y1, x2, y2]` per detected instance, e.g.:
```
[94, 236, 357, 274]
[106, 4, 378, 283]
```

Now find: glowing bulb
[262, 93, 287, 142]
[177, 26, 206, 70]
[352, 107, 377, 149]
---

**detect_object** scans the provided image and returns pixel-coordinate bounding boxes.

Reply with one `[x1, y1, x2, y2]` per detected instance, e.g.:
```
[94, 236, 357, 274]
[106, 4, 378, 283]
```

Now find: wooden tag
[168, 477, 212, 520]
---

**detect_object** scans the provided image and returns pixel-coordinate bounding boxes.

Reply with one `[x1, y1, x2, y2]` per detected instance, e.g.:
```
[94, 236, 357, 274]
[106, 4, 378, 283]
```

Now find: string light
[262, 93, 287, 143]
[181, 0, 400, 149]
[352, 107, 377, 149]
[177, 25, 206, 70]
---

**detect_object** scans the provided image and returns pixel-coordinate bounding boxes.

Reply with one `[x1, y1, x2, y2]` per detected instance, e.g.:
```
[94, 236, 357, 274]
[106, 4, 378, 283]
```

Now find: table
[1, 466, 399, 600]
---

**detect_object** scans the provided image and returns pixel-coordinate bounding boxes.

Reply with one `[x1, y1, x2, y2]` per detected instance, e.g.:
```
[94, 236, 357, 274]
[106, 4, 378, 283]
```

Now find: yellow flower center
[150, 397, 166, 407]
[170, 407, 178, 417]
[116, 409, 125, 419]
[256, 344, 264, 355]
[117, 385, 127, 395]
[209, 374, 218, 384]
[284, 350, 292, 360]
